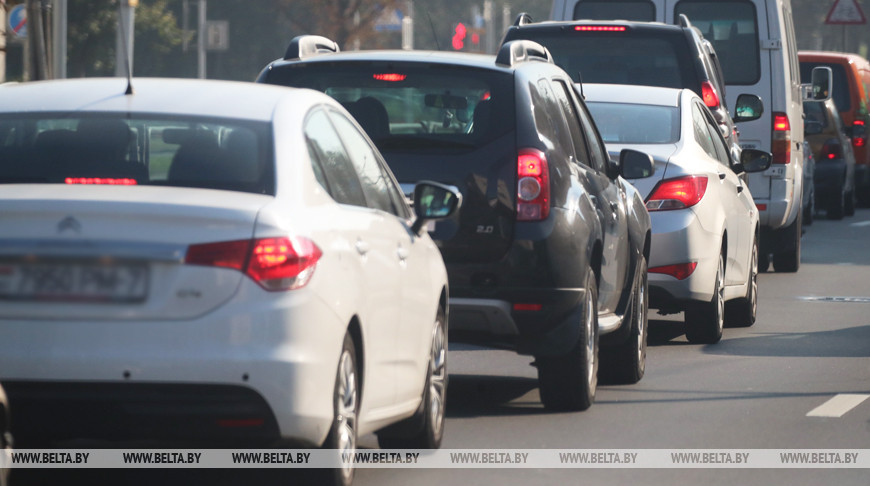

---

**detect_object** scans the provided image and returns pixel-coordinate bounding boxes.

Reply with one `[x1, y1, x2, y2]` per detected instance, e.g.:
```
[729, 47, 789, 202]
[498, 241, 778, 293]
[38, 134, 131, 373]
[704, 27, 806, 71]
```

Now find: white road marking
[806, 394, 870, 418]
[850, 220, 870, 227]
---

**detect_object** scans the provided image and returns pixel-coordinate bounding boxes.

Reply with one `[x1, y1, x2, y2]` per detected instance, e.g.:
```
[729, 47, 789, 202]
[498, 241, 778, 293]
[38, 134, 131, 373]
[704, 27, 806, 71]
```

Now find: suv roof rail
[677, 14, 692, 28]
[283, 35, 340, 61]
[513, 12, 534, 27]
[496, 40, 553, 67]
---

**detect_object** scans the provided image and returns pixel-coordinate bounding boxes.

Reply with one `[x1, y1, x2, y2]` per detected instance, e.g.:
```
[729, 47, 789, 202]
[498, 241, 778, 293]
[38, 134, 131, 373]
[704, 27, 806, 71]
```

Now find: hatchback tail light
[517, 148, 550, 221]
[646, 176, 708, 211]
[852, 120, 866, 148]
[186, 237, 322, 291]
[820, 140, 844, 160]
[701, 81, 720, 109]
[772, 112, 791, 164]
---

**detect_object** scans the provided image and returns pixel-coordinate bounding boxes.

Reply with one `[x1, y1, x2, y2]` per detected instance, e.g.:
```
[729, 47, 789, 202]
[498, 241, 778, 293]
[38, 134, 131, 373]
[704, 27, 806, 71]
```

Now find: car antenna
[118, 7, 135, 95]
[425, 9, 441, 50]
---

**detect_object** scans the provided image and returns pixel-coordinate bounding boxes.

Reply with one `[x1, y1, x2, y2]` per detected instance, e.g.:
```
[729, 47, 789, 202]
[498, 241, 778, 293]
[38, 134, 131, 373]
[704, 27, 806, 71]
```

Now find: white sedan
[0, 78, 459, 485]
[584, 84, 771, 344]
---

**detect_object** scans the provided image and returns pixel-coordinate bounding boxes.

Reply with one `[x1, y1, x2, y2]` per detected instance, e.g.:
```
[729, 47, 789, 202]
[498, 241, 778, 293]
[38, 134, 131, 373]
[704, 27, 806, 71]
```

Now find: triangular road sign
[826, 0, 866, 25]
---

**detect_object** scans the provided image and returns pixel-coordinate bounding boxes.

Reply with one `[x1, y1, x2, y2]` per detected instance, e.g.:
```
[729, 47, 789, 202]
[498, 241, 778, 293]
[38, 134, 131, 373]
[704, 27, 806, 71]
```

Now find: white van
[550, 0, 810, 272]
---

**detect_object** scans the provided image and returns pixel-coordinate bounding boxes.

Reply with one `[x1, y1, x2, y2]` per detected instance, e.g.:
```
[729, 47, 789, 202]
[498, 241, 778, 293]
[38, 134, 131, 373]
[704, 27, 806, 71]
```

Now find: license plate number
[0, 262, 149, 302]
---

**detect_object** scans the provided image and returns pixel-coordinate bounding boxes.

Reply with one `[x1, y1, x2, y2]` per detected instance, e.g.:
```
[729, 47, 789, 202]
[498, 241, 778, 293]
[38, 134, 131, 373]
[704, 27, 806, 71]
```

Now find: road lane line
[850, 220, 870, 227]
[806, 394, 870, 418]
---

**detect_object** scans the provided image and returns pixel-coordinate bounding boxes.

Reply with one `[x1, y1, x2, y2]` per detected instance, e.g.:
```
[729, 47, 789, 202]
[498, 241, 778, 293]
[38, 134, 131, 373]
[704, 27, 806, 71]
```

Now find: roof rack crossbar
[495, 40, 553, 67]
[283, 35, 340, 61]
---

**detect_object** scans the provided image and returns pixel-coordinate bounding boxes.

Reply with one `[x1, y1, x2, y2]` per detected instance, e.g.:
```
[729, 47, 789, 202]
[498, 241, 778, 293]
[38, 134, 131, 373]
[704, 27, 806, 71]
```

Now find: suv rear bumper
[448, 288, 587, 357]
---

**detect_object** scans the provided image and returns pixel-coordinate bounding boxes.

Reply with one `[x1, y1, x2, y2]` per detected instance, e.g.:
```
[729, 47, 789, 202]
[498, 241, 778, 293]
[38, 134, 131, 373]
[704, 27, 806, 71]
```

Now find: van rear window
[675, 0, 760, 85]
[573, 0, 656, 21]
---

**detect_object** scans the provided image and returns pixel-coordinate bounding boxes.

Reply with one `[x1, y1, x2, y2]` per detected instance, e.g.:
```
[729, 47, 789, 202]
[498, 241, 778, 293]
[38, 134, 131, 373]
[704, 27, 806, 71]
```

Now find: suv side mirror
[803, 66, 833, 102]
[411, 181, 462, 235]
[733, 94, 764, 122]
[733, 148, 772, 174]
[618, 149, 655, 179]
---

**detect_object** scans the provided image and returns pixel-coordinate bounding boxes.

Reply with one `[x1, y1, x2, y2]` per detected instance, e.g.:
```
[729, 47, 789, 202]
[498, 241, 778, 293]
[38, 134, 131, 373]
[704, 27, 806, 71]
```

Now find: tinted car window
[328, 110, 404, 216]
[800, 62, 852, 112]
[674, 0, 760, 85]
[304, 109, 368, 207]
[265, 63, 514, 152]
[553, 79, 590, 160]
[507, 30, 699, 92]
[536, 79, 576, 157]
[692, 103, 719, 160]
[586, 102, 680, 144]
[573, 98, 609, 172]
[573, 0, 655, 21]
[0, 115, 273, 194]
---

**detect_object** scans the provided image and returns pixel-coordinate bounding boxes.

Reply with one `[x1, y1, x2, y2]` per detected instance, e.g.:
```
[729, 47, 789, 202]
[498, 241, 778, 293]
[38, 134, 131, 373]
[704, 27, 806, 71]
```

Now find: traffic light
[452, 23, 467, 50]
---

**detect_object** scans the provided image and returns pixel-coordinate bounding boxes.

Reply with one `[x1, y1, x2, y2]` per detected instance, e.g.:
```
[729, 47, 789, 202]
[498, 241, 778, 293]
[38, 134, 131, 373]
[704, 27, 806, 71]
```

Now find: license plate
[0, 262, 149, 303]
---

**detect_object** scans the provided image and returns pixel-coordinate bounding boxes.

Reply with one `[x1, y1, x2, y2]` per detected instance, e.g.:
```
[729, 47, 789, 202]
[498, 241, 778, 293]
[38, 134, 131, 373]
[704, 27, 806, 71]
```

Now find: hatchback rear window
[674, 0, 760, 85]
[264, 62, 514, 151]
[573, 0, 656, 21]
[800, 62, 851, 113]
[0, 115, 274, 194]
[586, 102, 680, 144]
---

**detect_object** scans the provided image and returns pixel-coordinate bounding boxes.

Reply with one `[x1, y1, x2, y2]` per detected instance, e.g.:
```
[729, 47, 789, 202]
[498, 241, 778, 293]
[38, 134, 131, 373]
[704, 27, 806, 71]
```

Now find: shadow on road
[648, 319, 692, 346]
[446, 374, 545, 418]
[702, 323, 870, 358]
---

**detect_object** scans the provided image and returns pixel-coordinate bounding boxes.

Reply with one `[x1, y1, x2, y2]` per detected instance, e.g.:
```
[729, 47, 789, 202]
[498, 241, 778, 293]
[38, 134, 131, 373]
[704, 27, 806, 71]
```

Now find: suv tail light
[701, 81, 720, 109]
[186, 237, 322, 291]
[517, 148, 550, 221]
[649, 262, 697, 280]
[852, 120, 866, 148]
[820, 140, 844, 160]
[772, 112, 791, 164]
[646, 176, 708, 211]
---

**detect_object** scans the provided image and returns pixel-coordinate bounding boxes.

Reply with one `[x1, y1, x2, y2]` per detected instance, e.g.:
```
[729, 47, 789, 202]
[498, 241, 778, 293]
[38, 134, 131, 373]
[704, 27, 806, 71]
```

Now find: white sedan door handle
[397, 246, 410, 262]
[355, 240, 370, 256]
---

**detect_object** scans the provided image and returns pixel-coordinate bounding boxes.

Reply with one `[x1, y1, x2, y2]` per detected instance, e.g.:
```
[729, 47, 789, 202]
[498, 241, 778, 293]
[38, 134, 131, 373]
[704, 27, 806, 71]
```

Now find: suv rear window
[573, 0, 656, 21]
[674, 0, 759, 85]
[506, 29, 699, 92]
[266, 63, 514, 151]
[800, 62, 851, 113]
[0, 115, 274, 194]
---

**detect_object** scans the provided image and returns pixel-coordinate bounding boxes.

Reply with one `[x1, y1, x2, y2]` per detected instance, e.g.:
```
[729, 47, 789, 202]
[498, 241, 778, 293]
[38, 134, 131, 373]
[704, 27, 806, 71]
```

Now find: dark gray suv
[258, 37, 653, 412]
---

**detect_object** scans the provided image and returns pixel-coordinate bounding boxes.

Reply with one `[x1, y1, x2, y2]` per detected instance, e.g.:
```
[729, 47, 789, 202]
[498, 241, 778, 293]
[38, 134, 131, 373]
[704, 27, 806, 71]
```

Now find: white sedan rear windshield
[587, 102, 680, 144]
[0, 115, 274, 194]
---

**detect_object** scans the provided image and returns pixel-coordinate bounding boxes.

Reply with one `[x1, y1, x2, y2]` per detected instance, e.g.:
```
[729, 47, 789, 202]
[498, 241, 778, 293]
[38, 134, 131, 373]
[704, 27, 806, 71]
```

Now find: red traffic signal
[452, 23, 467, 50]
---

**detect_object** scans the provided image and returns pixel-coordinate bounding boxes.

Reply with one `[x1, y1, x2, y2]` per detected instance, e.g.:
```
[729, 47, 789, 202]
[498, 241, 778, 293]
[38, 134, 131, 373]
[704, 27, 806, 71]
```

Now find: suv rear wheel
[537, 268, 598, 411]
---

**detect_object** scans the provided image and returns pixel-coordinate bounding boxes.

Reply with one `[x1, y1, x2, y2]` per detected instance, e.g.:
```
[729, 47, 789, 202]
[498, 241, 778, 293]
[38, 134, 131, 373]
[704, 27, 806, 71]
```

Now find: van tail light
[186, 237, 322, 291]
[649, 262, 698, 280]
[852, 120, 866, 148]
[646, 175, 708, 211]
[772, 112, 791, 164]
[701, 81, 720, 109]
[517, 148, 550, 221]
[820, 140, 844, 160]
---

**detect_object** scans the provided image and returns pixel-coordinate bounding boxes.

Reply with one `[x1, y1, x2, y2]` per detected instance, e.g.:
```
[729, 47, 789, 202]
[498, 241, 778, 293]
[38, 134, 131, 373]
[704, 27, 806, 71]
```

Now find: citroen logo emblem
[57, 216, 82, 235]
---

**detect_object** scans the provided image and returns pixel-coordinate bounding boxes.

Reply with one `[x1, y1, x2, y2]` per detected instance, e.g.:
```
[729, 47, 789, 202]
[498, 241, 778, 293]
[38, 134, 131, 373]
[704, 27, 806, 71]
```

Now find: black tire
[537, 268, 598, 412]
[685, 252, 724, 344]
[828, 182, 845, 220]
[772, 212, 801, 273]
[377, 308, 447, 449]
[321, 334, 359, 486]
[599, 256, 647, 385]
[725, 238, 758, 328]
[845, 189, 856, 217]
[758, 250, 770, 273]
